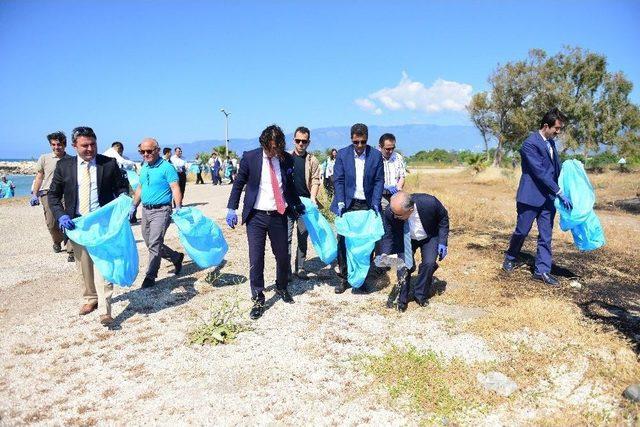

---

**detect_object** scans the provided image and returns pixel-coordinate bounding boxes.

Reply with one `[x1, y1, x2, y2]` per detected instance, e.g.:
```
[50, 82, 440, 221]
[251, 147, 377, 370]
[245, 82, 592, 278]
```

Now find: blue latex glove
[29, 194, 40, 206]
[558, 193, 573, 210]
[226, 209, 238, 229]
[385, 185, 398, 195]
[438, 244, 448, 261]
[128, 205, 137, 220]
[337, 202, 345, 217]
[58, 215, 75, 232]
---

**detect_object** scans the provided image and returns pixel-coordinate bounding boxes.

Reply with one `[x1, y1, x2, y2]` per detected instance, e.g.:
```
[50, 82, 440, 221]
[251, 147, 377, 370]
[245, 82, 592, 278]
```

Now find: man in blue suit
[380, 191, 449, 312]
[226, 125, 305, 319]
[503, 108, 573, 285]
[330, 123, 384, 294]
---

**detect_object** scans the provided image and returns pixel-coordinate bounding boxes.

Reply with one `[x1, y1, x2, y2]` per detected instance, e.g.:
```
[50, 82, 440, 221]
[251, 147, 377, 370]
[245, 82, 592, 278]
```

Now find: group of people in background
[28, 109, 567, 326]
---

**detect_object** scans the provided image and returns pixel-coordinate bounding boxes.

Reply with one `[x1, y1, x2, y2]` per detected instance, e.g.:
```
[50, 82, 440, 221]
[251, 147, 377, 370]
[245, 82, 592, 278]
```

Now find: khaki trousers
[72, 241, 113, 316]
[40, 193, 65, 245]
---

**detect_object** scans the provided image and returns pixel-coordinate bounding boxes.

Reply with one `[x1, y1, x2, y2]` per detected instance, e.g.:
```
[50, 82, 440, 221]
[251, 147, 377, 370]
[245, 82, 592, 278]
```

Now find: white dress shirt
[76, 157, 99, 215]
[254, 151, 287, 211]
[103, 147, 136, 170]
[171, 155, 187, 173]
[382, 151, 406, 187]
[353, 150, 366, 200]
[408, 208, 428, 241]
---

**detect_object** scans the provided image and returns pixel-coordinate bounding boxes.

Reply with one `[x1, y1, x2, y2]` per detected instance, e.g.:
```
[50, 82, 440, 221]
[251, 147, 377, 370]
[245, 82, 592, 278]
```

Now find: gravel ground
[0, 180, 625, 425]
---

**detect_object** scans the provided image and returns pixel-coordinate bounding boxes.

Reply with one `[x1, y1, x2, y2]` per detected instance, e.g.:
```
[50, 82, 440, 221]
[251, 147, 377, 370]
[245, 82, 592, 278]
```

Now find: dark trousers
[337, 199, 370, 284]
[195, 172, 204, 184]
[400, 236, 439, 304]
[287, 215, 308, 273]
[177, 172, 187, 197]
[212, 169, 221, 185]
[505, 201, 556, 275]
[246, 210, 289, 301]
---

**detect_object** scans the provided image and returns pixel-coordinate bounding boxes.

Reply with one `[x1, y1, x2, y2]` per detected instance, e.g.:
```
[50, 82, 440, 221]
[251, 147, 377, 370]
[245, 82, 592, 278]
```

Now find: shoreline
[0, 161, 37, 175]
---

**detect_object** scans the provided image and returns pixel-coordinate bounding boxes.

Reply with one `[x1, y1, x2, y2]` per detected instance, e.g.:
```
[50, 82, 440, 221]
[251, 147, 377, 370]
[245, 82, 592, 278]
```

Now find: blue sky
[0, 0, 638, 158]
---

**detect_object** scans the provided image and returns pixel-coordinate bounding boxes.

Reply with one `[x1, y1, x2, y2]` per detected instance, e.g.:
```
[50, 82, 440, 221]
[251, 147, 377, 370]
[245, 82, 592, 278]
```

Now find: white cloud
[355, 72, 473, 115]
[354, 98, 382, 115]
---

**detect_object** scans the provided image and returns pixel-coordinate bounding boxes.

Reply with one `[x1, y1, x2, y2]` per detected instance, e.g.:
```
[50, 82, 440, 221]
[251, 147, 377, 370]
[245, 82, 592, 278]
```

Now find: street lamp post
[220, 109, 230, 157]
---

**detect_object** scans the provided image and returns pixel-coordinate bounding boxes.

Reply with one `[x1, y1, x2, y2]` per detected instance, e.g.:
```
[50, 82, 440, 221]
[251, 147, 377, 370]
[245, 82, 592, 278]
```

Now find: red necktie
[268, 157, 286, 214]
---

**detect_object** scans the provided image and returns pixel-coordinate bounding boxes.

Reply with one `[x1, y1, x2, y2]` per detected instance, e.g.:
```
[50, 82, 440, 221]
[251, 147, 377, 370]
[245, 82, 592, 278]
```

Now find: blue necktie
[403, 221, 413, 269]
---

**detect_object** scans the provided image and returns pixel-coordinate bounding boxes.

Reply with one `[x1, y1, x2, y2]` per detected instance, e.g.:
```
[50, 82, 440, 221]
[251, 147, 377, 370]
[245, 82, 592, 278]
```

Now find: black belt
[254, 209, 283, 216]
[143, 203, 171, 209]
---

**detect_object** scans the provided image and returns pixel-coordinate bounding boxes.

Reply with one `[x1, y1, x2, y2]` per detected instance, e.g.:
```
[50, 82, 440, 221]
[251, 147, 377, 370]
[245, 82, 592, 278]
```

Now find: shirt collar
[77, 156, 96, 166]
[353, 146, 367, 159]
[538, 130, 548, 142]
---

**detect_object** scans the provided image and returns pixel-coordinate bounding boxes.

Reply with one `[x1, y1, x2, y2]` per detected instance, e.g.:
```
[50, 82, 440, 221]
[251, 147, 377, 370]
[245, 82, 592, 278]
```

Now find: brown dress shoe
[100, 315, 114, 326]
[79, 303, 98, 315]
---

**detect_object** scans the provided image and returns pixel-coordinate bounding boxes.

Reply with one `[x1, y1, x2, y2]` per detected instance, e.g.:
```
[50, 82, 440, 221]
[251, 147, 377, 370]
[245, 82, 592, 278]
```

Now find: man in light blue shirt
[132, 138, 184, 289]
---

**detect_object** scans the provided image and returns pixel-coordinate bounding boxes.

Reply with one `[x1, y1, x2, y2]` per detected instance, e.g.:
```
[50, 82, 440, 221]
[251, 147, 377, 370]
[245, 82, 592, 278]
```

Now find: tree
[466, 92, 493, 160]
[469, 46, 640, 166]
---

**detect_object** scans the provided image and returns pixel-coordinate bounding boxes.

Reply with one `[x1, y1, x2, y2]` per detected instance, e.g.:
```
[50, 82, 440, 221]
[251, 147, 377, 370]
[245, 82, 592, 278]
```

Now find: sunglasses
[138, 149, 156, 155]
[352, 140, 367, 146]
[294, 139, 309, 145]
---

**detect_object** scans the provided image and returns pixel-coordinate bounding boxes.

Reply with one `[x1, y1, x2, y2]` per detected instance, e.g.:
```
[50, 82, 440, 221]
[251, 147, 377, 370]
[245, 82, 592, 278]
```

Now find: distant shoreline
[0, 160, 37, 175]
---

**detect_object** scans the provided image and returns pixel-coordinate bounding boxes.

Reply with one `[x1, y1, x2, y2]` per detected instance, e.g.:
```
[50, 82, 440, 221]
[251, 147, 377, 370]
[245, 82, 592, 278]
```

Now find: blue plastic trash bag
[172, 207, 228, 268]
[126, 169, 140, 190]
[334, 210, 385, 287]
[189, 163, 200, 174]
[299, 197, 337, 264]
[555, 159, 605, 251]
[65, 195, 139, 286]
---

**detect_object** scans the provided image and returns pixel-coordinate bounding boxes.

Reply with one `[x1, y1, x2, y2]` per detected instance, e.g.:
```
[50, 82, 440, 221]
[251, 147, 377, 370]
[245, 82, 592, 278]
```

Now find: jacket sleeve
[372, 155, 385, 210]
[227, 154, 249, 210]
[333, 152, 345, 206]
[48, 161, 66, 221]
[436, 198, 450, 246]
[310, 156, 321, 188]
[520, 141, 560, 195]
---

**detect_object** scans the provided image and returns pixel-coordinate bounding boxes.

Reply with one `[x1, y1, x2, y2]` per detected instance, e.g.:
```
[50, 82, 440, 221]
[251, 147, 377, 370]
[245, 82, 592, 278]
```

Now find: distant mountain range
[180, 124, 484, 159]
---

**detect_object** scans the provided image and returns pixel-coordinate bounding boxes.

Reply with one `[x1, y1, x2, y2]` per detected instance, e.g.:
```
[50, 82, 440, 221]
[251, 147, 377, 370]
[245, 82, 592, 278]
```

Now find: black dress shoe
[249, 300, 264, 320]
[502, 259, 516, 273]
[415, 299, 429, 307]
[173, 252, 185, 275]
[53, 243, 62, 253]
[141, 277, 155, 288]
[397, 302, 407, 312]
[67, 254, 75, 263]
[335, 282, 348, 294]
[275, 288, 294, 303]
[295, 269, 309, 280]
[533, 272, 559, 286]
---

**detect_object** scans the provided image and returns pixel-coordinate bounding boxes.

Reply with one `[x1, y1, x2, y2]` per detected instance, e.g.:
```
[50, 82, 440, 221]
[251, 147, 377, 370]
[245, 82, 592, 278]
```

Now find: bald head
[139, 138, 160, 163]
[390, 191, 414, 220]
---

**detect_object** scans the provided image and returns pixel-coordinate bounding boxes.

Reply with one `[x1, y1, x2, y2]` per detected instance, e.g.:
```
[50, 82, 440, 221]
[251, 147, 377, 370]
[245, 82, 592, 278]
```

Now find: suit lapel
[348, 146, 356, 176]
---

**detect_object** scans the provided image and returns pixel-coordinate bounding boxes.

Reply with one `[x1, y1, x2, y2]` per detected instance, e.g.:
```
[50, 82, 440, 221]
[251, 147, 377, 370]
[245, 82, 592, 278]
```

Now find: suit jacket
[330, 145, 384, 215]
[226, 148, 303, 224]
[380, 193, 449, 256]
[48, 154, 130, 220]
[516, 131, 561, 207]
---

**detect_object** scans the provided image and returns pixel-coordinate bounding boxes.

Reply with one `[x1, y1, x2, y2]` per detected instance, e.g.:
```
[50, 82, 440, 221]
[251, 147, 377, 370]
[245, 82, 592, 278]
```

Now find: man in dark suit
[225, 125, 304, 320]
[330, 123, 384, 294]
[379, 191, 449, 311]
[503, 108, 573, 286]
[48, 126, 129, 326]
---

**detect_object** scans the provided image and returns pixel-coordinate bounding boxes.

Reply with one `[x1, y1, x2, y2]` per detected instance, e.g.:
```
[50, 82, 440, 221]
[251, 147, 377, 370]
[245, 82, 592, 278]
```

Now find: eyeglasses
[294, 139, 309, 145]
[352, 140, 367, 146]
[138, 149, 156, 155]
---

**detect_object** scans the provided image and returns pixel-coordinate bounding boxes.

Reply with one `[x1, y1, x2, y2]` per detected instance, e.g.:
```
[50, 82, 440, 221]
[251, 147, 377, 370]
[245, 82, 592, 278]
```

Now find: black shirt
[292, 152, 310, 198]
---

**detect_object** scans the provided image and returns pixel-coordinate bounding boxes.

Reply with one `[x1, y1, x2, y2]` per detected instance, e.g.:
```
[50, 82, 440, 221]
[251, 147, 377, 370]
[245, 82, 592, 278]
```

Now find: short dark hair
[111, 141, 124, 151]
[259, 124, 286, 151]
[47, 131, 66, 146]
[540, 107, 568, 129]
[174, 147, 182, 151]
[163, 147, 172, 155]
[378, 133, 396, 146]
[294, 126, 310, 138]
[71, 126, 96, 143]
[350, 123, 368, 138]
